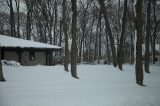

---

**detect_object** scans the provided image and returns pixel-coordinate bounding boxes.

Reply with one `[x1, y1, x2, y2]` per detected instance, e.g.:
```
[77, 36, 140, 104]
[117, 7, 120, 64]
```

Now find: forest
[0, 0, 160, 86]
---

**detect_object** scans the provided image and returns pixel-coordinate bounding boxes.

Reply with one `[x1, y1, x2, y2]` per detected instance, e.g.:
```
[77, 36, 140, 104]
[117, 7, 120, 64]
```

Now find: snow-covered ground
[0, 64, 160, 106]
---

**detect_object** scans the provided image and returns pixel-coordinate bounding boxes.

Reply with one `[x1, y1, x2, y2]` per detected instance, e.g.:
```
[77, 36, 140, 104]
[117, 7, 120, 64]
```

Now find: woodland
[0, 0, 160, 86]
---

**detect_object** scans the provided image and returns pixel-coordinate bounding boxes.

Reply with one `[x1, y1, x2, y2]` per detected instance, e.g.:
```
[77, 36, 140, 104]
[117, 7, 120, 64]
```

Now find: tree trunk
[71, 0, 78, 79]
[26, 0, 34, 40]
[152, 0, 156, 64]
[145, 0, 151, 73]
[127, 8, 134, 64]
[117, 0, 121, 45]
[88, 16, 95, 63]
[0, 47, 6, 81]
[105, 31, 111, 65]
[94, 16, 99, 62]
[98, 10, 102, 64]
[53, 0, 57, 45]
[135, 0, 144, 86]
[15, 0, 20, 38]
[98, 0, 117, 67]
[118, 0, 128, 70]
[62, 0, 69, 71]
[59, 20, 62, 63]
[8, 0, 16, 37]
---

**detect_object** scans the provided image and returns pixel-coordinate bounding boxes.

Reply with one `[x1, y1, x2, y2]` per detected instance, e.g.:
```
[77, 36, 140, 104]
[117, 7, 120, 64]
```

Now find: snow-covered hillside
[0, 64, 160, 106]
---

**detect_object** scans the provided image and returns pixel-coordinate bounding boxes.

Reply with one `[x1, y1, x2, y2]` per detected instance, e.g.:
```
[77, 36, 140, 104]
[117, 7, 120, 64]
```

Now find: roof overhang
[1, 46, 62, 52]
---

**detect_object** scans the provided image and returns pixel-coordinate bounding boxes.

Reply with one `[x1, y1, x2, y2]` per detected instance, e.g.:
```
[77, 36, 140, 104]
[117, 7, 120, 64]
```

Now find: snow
[0, 64, 160, 106]
[1, 60, 20, 67]
[0, 35, 61, 49]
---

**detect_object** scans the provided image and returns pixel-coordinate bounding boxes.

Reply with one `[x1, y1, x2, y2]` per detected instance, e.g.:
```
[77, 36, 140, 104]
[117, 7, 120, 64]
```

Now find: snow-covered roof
[0, 35, 61, 50]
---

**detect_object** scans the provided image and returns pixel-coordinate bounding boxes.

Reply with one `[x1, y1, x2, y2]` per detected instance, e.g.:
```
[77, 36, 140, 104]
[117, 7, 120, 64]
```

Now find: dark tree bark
[15, 0, 20, 38]
[59, 20, 62, 63]
[88, 16, 95, 63]
[62, 0, 69, 71]
[152, 0, 156, 64]
[117, 0, 128, 70]
[71, 0, 78, 79]
[117, 0, 121, 44]
[94, 15, 100, 61]
[0, 61, 6, 82]
[6, 0, 16, 37]
[0, 47, 6, 81]
[98, 10, 102, 64]
[145, 0, 151, 73]
[105, 30, 111, 65]
[53, 0, 57, 45]
[135, 0, 144, 86]
[98, 0, 117, 67]
[127, 8, 134, 64]
[25, 0, 34, 40]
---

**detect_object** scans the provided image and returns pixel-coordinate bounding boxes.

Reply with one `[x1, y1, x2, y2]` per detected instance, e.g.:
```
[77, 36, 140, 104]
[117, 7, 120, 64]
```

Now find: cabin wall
[22, 52, 46, 66]
[3, 51, 47, 66]
[4, 51, 19, 62]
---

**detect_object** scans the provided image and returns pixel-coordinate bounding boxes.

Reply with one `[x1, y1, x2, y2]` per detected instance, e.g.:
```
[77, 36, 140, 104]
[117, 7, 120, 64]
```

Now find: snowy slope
[0, 64, 160, 106]
[0, 35, 61, 49]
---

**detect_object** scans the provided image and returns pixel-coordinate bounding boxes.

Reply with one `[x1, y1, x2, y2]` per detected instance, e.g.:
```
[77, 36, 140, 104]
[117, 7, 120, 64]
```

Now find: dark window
[29, 52, 35, 61]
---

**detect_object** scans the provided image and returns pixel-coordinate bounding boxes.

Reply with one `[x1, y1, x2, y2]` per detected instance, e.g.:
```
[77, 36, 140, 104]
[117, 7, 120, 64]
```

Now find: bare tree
[53, 0, 57, 45]
[15, 0, 20, 38]
[6, 0, 16, 37]
[117, 0, 128, 70]
[71, 0, 78, 79]
[25, 0, 34, 40]
[98, 0, 117, 67]
[0, 47, 6, 81]
[145, 0, 151, 73]
[63, 0, 69, 71]
[152, 0, 159, 64]
[78, 0, 90, 63]
[135, 0, 144, 86]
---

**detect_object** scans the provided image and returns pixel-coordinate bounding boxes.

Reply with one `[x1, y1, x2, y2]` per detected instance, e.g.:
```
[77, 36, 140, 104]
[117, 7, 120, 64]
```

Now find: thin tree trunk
[7, 0, 16, 37]
[26, 0, 34, 40]
[71, 0, 78, 79]
[94, 16, 99, 62]
[127, 8, 134, 64]
[88, 16, 95, 63]
[62, 0, 69, 71]
[78, 37, 83, 63]
[26, 12, 32, 40]
[145, 0, 151, 73]
[0, 47, 6, 81]
[135, 0, 144, 86]
[98, 0, 117, 67]
[48, 21, 53, 45]
[105, 30, 111, 65]
[59, 20, 62, 63]
[53, 0, 57, 45]
[98, 11, 102, 64]
[152, 0, 156, 64]
[15, 0, 20, 38]
[117, 0, 121, 44]
[118, 0, 128, 70]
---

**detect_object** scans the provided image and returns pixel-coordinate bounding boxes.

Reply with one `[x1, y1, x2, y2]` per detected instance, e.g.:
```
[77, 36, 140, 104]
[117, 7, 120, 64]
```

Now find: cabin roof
[0, 35, 61, 51]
